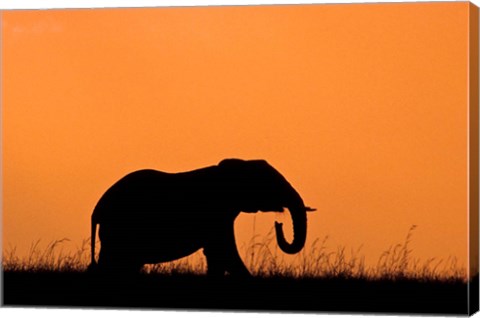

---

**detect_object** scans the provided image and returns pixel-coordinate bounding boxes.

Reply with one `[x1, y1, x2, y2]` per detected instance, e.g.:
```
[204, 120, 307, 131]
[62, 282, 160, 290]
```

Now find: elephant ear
[219, 158, 271, 170]
[218, 158, 250, 181]
[218, 158, 245, 167]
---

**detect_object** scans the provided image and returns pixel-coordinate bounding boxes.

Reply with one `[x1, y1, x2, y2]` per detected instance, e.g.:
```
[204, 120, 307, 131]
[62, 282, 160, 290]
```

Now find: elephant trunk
[274, 190, 307, 255]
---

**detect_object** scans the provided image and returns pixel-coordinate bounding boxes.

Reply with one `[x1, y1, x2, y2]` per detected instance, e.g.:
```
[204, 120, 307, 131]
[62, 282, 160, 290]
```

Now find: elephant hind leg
[97, 245, 143, 275]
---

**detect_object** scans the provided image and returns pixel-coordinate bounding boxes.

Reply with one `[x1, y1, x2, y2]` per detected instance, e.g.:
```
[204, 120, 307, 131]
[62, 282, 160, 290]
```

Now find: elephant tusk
[305, 206, 317, 212]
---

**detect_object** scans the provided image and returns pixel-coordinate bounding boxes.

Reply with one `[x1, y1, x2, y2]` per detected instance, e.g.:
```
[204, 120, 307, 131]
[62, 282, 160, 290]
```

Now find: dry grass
[239, 225, 466, 281]
[2, 226, 467, 282]
[2, 238, 90, 273]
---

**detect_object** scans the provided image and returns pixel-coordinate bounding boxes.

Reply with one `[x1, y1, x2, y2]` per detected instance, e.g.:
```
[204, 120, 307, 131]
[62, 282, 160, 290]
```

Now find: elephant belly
[99, 219, 206, 265]
[137, 238, 203, 264]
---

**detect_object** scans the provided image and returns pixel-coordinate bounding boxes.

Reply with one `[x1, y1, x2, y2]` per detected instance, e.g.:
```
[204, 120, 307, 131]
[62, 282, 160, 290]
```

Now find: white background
[0, 0, 479, 318]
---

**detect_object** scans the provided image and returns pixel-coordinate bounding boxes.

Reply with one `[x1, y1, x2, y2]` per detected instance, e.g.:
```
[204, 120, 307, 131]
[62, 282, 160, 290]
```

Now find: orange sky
[2, 2, 476, 272]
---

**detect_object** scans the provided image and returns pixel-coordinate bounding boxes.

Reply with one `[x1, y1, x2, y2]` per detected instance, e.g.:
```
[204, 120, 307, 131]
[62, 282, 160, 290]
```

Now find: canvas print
[1, 1, 479, 315]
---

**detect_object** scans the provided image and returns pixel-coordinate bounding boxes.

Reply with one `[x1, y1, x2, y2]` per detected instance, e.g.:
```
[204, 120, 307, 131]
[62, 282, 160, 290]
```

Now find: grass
[2, 226, 476, 314]
[3, 238, 89, 273]
[2, 225, 467, 282]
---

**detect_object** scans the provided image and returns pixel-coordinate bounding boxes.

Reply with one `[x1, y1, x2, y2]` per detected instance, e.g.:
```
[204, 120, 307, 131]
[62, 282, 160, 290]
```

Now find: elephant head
[218, 159, 315, 255]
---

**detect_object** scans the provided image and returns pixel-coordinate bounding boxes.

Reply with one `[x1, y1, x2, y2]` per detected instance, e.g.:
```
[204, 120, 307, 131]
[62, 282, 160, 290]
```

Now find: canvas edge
[0, 2, 478, 317]
[469, 2, 480, 316]
[0, 9, 5, 309]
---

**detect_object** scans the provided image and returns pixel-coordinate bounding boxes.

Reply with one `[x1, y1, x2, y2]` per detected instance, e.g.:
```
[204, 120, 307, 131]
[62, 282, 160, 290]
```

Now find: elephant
[89, 158, 315, 277]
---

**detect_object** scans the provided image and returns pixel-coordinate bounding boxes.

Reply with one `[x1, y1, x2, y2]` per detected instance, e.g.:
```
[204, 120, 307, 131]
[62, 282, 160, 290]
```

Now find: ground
[2, 271, 477, 315]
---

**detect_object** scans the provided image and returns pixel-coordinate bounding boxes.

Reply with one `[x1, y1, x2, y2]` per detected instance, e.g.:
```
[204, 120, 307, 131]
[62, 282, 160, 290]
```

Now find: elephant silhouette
[89, 158, 315, 276]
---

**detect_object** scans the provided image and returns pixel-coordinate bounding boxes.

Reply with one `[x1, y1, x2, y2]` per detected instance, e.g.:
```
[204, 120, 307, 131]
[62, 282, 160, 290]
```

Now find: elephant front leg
[226, 248, 251, 277]
[203, 248, 226, 277]
[203, 223, 251, 278]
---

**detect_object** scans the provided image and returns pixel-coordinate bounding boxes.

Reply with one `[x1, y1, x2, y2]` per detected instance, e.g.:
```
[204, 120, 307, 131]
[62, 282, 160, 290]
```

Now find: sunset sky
[2, 2, 476, 272]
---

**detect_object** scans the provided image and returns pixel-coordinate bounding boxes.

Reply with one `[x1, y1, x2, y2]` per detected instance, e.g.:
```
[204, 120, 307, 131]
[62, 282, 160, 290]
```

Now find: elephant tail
[88, 212, 99, 272]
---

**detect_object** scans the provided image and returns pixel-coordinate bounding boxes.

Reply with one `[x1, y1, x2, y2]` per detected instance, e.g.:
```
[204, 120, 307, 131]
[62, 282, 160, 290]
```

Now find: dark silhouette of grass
[2, 226, 477, 315]
[3, 270, 474, 314]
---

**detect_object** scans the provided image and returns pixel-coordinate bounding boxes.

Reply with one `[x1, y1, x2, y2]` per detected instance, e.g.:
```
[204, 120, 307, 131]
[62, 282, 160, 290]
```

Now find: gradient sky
[2, 2, 475, 272]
